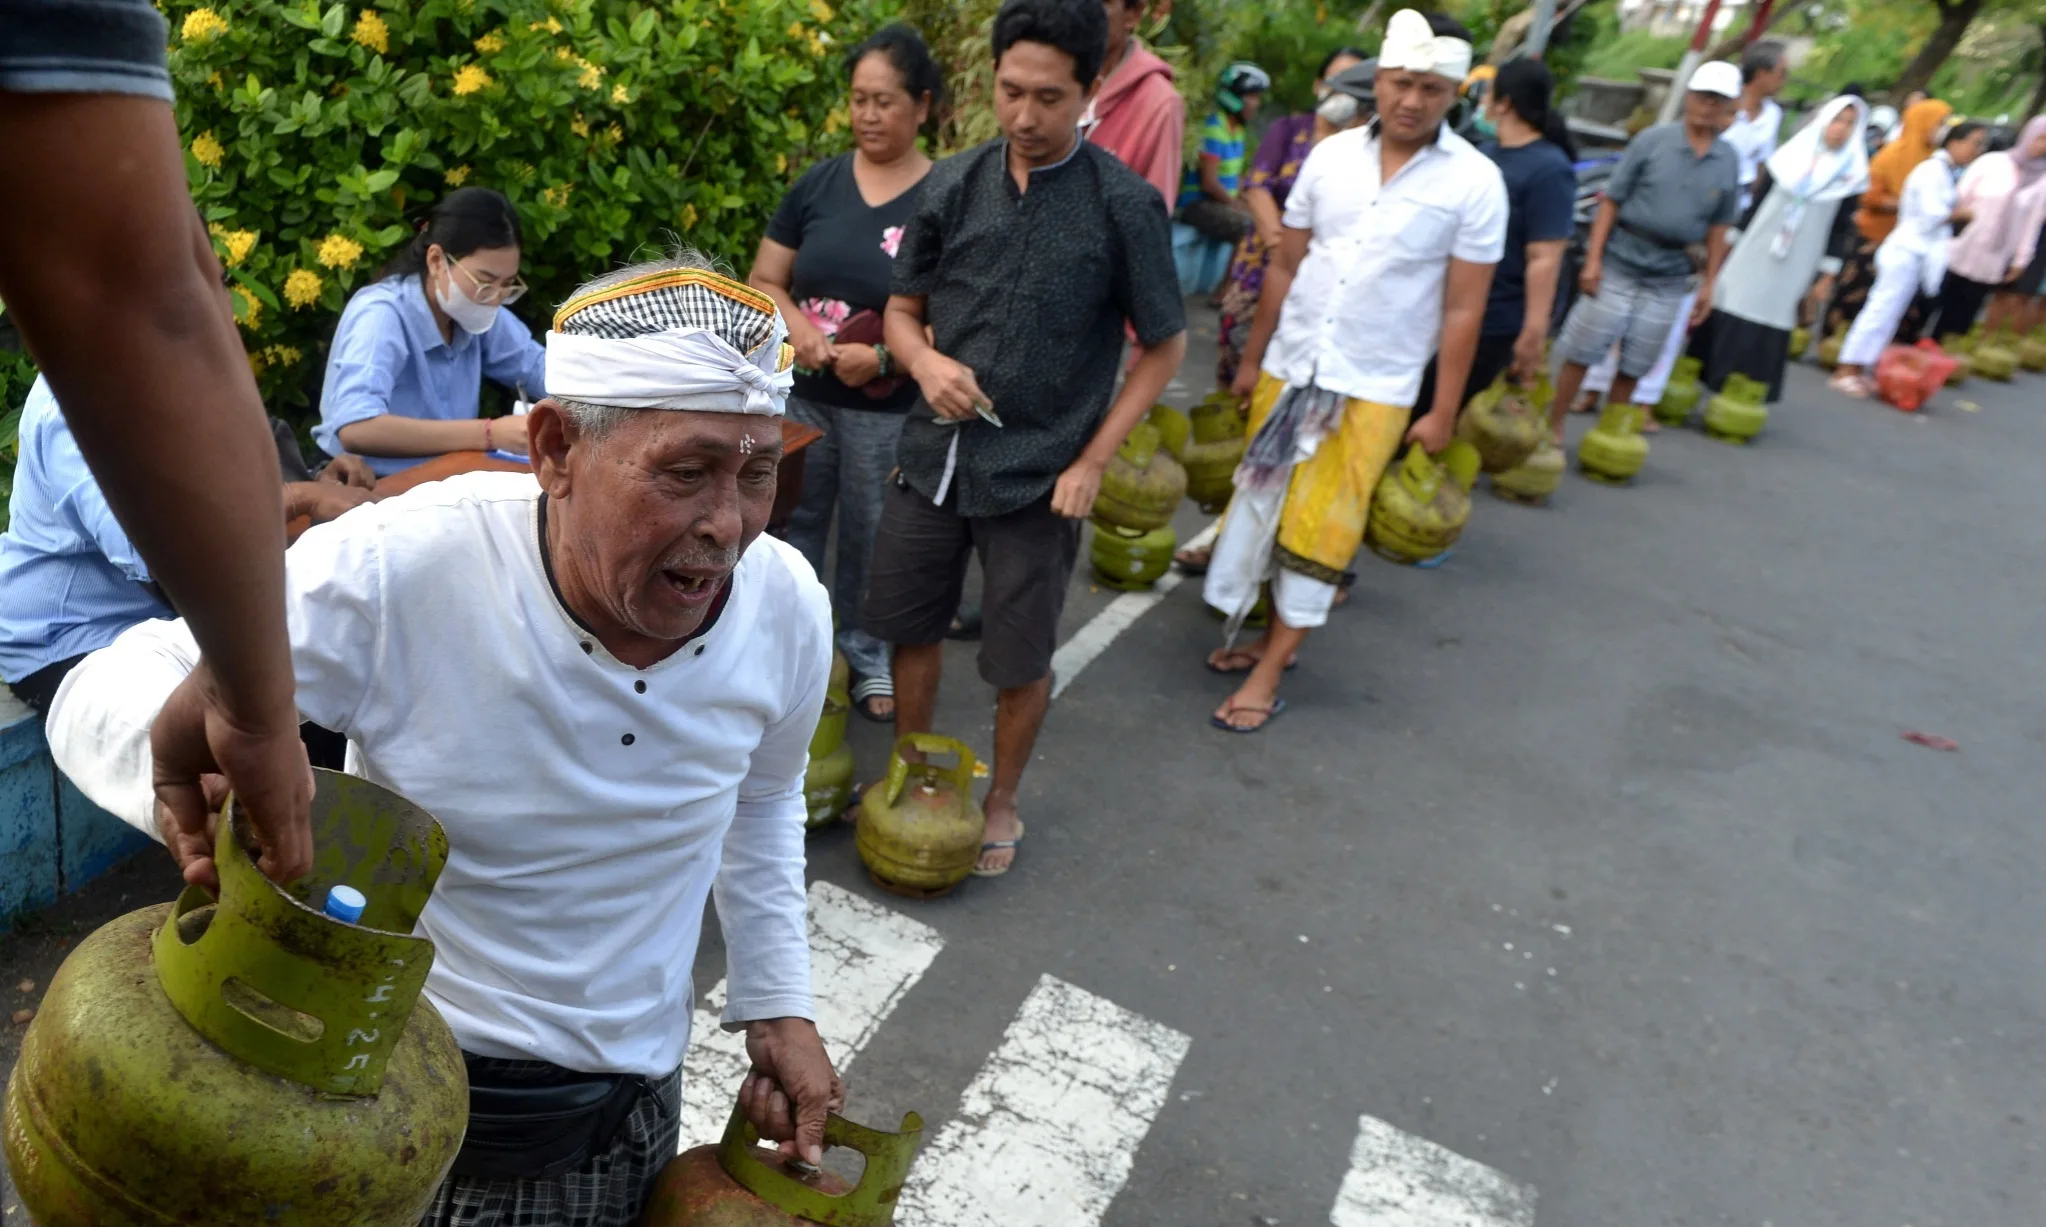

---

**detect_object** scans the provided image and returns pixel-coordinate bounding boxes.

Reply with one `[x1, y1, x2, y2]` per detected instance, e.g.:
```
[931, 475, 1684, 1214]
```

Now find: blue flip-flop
[1210, 697, 1287, 733]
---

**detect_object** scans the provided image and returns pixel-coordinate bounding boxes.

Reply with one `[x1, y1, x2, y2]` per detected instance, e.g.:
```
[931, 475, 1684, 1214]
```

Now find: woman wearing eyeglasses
[314, 187, 546, 476]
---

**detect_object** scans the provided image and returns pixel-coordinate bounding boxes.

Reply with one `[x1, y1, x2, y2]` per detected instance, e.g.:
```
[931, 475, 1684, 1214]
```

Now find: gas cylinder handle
[882, 733, 978, 807]
[1117, 420, 1160, 471]
[718, 1105, 925, 1227]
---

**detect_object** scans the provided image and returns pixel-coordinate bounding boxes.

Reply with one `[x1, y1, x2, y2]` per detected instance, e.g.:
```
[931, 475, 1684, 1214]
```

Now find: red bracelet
[483, 419, 494, 451]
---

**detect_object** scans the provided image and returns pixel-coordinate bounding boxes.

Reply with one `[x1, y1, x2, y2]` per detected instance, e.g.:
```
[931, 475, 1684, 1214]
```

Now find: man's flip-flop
[1209, 697, 1287, 733]
[971, 819, 1025, 878]
[851, 676, 894, 723]
[1204, 650, 1298, 675]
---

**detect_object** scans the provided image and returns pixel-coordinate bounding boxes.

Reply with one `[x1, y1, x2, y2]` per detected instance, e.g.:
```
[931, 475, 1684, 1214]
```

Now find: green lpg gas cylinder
[855, 734, 986, 899]
[1816, 330, 1845, 369]
[1653, 357, 1704, 426]
[1456, 374, 1545, 474]
[1973, 336, 2018, 381]
[1789, 325, 1811, 359]
[1089, 520, 1175, 591]
[1491, 438, 1566, 504]
[1702, 373, 1769, 443]
[3, 770, 467, 1227]
[640, 1105, 923, 1226]
[1092, 422, 1186, 533]
[1577, 402, 1649, 483]
[1145, 403, 1190, 460]
[2019, 331, 2046, 371]
[1184, 394, 1248, 512]
[804, 742, 856, 831]
[1365, 441, 1477, 565]
[809, 652, 851, 762]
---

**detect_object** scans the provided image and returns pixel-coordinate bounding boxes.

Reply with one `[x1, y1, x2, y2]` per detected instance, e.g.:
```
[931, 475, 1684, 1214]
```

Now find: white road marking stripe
[676, 880, 944, 1149]
[1330, 1115, 1536, 1226]
[895, 974, 1191, 1227]
[1050, 571, 1185, 699]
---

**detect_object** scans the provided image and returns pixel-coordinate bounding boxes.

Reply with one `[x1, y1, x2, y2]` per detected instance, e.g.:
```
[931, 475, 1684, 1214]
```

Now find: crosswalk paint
[895, 974, 1192, 1227]
[676, 880, 945, 1149]
[1329, 1114, 1536, 1226]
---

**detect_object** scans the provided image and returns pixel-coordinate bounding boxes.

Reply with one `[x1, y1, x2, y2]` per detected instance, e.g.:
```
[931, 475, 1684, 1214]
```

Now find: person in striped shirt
[1176, 61, 1270, 243]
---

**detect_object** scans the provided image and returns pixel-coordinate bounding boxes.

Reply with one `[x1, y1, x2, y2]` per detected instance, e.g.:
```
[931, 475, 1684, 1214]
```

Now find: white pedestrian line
[1330, 1114, 1536, 1227]
[676, 880, 944, 1149]
[1050, 570, 1185, 699]
[895, 974, 1192, 1227]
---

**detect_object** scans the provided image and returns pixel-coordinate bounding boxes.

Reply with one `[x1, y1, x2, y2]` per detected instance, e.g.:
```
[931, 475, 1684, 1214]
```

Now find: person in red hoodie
[1085, 0, 1186, 207]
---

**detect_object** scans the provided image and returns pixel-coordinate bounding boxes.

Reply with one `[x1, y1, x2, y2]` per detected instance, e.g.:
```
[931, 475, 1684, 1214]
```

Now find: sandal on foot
[851, 676, 895, 723]
[1210, 697, 1288, 733]
[1205, 648, 1297, 675]
[970, 819, 1025, 878]
[1173, 545, 1213, 576]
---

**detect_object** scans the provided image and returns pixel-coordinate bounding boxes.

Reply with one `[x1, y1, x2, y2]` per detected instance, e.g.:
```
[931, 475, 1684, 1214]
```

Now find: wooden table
[294, 418, 826, 538]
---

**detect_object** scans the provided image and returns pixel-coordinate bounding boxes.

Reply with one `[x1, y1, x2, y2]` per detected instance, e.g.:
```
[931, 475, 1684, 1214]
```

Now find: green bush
[162, 0, 890, 419]
[1577, 28, 1688, 84]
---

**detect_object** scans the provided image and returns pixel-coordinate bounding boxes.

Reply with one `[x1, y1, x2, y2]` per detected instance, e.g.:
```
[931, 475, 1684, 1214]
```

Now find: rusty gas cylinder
[640, 1105, 923, 1226]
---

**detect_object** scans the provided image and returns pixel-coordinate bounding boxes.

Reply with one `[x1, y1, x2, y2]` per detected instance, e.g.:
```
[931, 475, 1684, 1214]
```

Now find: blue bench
[1, 697, 151, 921]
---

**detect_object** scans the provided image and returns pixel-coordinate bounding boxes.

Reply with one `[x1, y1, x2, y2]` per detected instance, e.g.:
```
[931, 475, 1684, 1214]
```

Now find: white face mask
[435, 262, 501, 335]
[1317, 92, 1361, 127]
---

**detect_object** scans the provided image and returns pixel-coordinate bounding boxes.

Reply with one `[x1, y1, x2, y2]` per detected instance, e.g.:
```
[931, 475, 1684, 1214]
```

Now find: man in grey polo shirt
[1549, 60, 1742, 438]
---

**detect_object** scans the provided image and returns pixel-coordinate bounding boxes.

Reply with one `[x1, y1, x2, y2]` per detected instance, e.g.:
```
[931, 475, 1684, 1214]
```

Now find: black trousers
[1408, 333, 1521, 428]
[1932, 273, 1995, 341]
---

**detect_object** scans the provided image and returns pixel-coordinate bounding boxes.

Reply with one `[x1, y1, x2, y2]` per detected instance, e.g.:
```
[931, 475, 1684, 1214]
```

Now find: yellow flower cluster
[576, 57, 604, 90]
[570, 114, 590, 137]
[181, 7, 229, 42]
[809, 0, 834, 20]
[808, 33, 827, 58]
[474, 31, 505, 54]
[542, 184, 573, 208]
[530, 15, 563, 33]
[604, 124, 624, 147]
[555, 46, 574, 61]
[775, 153, 788, 175]
[680, 203, 699, 229]
[284, 269, 324, 310]
[351, 10, 389, 55]
[210, 225, 259, 267]
[822, 107, 846, 135]
[611, 83, 630, 105]
[786, 21, 802, 38]
[316, 233, 365, 270]
[231, 286, 261, 330]
[444, 164, 473, 186]
[249, 342, 303, 375]
[452, 64, 492, 96]
[190, 130, 225, 169]
[207, 70, 225, 89]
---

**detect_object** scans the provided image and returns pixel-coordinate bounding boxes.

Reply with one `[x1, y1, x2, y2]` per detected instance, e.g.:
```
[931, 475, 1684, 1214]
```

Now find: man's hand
[1512, 329, 1548, 385]
[910, 350, 992, 422]
[1230, 361, 1260, 407]
[1578, 259, 1602, 298]
[150, 661, 314, 892]
[1050, 456, 1106, 520]
[789, 317, 837, 371]
[1690, 288, 1713, 329]
[307, 484, 375, 524]
[741, 1018, 845, 1166]
[486, 414, 531, 456]
[319, 454, 376, 490]
[1404, 409, 1456, 455]
[831, 344, 882, 389]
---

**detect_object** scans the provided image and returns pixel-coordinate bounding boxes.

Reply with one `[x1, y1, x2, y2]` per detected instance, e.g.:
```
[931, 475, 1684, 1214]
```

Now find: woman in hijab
[1940, 115, 2046, 338]
[1826, 97, 1953, 338]
[1704, 96, 1869, 401]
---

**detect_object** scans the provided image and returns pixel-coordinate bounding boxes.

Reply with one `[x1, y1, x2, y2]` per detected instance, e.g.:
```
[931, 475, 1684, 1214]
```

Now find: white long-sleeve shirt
[46, 471, 831, 1077]
[1887, 151, 1961, 259]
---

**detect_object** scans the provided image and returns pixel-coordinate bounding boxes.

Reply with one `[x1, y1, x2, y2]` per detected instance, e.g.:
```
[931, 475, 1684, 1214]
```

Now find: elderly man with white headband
[1205, 8, 1506, 732]
[45, 253, 841, 1227]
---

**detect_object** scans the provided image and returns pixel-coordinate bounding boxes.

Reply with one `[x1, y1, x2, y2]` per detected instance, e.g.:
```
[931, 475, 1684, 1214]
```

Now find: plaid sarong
[419, 1058, 683, 1227]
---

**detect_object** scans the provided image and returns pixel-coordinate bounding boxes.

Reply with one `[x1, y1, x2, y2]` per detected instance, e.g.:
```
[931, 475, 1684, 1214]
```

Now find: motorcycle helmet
[1217, 61, 1272, 116]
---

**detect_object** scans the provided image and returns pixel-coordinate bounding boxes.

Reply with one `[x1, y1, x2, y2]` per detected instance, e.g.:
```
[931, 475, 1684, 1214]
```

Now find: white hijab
[1766, 95, 1871, 205]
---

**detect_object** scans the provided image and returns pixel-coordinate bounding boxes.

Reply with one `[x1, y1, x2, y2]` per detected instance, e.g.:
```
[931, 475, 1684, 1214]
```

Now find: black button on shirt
[891, 138, 1186, 518]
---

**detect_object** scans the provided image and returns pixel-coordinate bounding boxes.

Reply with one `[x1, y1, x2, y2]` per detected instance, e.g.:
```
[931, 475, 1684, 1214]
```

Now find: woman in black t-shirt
[750, 25, 940, 722]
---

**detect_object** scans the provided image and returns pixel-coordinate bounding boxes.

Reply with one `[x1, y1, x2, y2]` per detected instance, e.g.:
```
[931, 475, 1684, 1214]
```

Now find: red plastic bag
[1874, 340, 1958, 413]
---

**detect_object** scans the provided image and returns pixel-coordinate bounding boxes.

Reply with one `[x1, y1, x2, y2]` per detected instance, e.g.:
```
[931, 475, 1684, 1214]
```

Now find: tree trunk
[1700, 0, 1810, 62]
[1888, 0, 1986, 105]
[2032, 26, 2046, 117]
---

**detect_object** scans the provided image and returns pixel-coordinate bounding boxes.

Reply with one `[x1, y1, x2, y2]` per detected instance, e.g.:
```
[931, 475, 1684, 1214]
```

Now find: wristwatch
[873, 343, 893, 379]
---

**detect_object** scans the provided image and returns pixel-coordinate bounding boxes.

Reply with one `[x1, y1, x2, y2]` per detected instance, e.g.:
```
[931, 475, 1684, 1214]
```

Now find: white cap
[1687, 60, 1742, 99]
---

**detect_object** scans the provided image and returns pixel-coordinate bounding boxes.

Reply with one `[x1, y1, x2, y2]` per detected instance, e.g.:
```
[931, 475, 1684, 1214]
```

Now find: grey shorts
[1557, 263, 1693, 378]
[863, 479, 1081, 690]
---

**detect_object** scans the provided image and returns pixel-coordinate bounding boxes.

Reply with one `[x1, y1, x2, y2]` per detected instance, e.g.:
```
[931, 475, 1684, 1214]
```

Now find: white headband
[1378, 8, 1472, 83]
[544, 324, 793, 416]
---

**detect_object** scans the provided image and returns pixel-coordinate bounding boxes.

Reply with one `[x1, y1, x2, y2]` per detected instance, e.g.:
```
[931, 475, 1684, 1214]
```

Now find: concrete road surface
[5, 307, 2040, 1225]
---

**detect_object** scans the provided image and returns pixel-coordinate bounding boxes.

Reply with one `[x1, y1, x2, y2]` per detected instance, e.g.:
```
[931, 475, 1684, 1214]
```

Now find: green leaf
[365, 169, 400, 193]
[319, 3, 346, 38]
[631, 10, 658, 43]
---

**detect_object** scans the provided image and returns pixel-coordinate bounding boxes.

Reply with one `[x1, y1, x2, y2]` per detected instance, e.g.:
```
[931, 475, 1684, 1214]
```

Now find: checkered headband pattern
[553, 268, 780, 359]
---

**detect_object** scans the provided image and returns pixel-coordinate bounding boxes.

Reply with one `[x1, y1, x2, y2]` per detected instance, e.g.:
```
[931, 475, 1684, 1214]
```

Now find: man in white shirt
[1723, 42, 1788, 214]
[46, 256, 842, 1226]
[1203, 8, 1506, 733]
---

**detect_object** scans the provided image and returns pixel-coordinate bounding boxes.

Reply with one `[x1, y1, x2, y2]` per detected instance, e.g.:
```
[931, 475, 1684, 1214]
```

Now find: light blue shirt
[0, 378, 173, 683]
[315, 274, 548, 477]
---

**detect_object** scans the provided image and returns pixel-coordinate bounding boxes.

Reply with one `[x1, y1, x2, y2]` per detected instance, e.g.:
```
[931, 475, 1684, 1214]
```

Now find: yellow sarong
[1241, 371, 1409, 580]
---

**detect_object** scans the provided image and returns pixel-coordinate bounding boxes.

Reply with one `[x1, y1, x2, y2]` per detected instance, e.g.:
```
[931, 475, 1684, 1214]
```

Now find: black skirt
[2017, 222, 2046, 296]
[1701, 310, 1791, 404]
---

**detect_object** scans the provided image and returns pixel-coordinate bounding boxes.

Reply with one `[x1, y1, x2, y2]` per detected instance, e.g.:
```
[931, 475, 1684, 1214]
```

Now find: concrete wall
[0, 695, 149, 920]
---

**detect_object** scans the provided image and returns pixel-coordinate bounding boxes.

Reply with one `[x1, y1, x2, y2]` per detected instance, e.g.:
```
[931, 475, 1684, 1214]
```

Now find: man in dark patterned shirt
[870, 0, 1186, 877]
